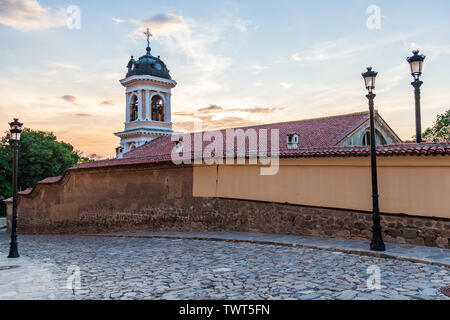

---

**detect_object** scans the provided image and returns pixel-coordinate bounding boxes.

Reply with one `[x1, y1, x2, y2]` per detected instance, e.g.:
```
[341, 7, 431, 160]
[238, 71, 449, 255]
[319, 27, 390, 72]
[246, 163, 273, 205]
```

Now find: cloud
[404, 41, 450, 61]
[208, 116, 261, 129]
[75, 113, 92, 118]
[112, 17, 125, 24]
[291, 30, 431, 64]
[133, 13, 185, 37]
[131, 13, 232, 93]
[280, 82, 293, 89]
[196, 105, 284, 115]
[291, 53, 302, 61]
[48, 62, 80, 70]
[248, 64, 268, 75]
[230, 107, 284, 114]
[60, 95, 77, 103]
[0, 0, 67, 31]
[174, 103, 284, 132]
[291, 51, 329, 62]
[100, 100, 115, 106]
[409, 42, 420, 51]
[173, 111, 194, 116]
[291, 37, 359, 62]
[105, 72, 124, 80]
[232, 18, 251, 33]
[198, 105, 223, 113]
[174, 116, 262, 132]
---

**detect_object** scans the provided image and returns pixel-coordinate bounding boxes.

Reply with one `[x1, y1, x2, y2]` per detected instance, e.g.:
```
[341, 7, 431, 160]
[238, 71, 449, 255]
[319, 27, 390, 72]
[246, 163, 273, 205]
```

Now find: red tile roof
[123, 111, 371, 159]
[3, 188, 33, 203]
[69, 142, 450, 172]
[68, 111, 449, 171]
[3, 177, 62, 202]
[280, 143, 450, 158]
[38, 176, 62, 184]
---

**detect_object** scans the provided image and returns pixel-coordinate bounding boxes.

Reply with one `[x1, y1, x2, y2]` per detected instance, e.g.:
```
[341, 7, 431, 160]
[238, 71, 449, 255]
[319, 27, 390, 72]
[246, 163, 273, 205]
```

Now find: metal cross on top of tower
[144, 27, 152, 49]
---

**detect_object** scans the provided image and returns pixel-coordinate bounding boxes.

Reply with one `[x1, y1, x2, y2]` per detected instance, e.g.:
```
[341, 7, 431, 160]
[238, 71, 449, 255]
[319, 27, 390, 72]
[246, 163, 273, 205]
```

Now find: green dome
[126, 46, 171, 80]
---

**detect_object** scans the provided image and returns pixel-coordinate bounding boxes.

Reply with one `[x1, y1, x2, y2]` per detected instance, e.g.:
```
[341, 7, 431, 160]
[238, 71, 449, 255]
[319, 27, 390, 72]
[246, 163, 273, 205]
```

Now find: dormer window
[362, 130, 387, 146]
[287, 133, 299, 149]
[362, 131, 371, 146]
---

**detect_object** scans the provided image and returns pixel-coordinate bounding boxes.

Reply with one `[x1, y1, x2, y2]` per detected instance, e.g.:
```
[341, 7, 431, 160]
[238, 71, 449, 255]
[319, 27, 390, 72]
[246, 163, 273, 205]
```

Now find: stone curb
[87, 234, 450, 269]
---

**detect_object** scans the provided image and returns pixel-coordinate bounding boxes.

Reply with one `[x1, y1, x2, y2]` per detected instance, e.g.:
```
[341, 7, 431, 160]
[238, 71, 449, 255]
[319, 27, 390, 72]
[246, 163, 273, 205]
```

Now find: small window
[362, 130, 387, 146]
[362, 131, 370, 146]
[287, 134, 299, 149]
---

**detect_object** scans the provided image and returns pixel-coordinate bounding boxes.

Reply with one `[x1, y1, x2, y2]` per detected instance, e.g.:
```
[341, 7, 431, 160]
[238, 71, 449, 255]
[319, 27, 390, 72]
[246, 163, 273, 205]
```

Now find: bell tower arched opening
[129, 95, 139, 122]
[151, 95, 165, 121]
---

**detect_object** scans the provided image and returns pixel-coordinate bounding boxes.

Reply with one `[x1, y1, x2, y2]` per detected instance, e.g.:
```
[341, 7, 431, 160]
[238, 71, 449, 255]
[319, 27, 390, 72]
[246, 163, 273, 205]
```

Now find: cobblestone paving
[0, 232, 449, 300]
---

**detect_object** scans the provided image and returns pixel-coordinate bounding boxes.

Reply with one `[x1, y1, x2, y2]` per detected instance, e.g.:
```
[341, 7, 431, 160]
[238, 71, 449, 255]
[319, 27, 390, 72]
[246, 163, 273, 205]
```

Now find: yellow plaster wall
[193, 157, 450, 219]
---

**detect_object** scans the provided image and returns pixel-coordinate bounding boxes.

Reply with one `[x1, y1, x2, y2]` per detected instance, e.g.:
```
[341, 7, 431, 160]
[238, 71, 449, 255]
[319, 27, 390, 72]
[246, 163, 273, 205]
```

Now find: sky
[0, 0, 449, 158]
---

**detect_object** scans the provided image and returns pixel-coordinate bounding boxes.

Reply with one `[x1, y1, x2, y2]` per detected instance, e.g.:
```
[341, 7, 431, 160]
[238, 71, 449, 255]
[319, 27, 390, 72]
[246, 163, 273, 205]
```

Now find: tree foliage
[0, 128, 80, 199]
[423, 109, 450, 142]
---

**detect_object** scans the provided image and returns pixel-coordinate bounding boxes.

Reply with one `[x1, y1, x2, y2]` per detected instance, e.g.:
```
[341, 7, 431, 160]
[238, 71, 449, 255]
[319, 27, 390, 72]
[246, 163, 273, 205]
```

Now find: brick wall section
[12, 164, 450, 249]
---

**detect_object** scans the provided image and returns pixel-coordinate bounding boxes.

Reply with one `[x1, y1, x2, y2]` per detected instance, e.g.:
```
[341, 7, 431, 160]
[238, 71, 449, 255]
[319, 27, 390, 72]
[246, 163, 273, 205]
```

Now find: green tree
[0, 128, 80, 199]
[423, 109, 450, 142]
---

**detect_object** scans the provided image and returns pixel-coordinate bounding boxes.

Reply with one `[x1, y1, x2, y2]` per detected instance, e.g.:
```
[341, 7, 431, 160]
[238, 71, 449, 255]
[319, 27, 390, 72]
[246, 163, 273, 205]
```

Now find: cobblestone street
[0, 230, 449, 300]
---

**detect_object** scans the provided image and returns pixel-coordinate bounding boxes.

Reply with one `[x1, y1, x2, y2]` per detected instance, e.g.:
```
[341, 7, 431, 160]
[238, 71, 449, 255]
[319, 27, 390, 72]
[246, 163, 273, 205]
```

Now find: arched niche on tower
[150, 94, 165, 122]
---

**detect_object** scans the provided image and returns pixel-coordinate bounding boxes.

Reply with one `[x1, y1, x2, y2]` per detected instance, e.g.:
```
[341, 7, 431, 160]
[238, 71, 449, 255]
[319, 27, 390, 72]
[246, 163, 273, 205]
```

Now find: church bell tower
[115, 28, 177, 158]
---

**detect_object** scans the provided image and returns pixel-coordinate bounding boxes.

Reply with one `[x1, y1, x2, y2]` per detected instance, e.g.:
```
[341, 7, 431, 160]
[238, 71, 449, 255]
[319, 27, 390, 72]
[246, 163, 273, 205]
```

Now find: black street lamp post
[407, 50, 426, 143]
[8, 118, 23, 259]
[361, 67, 386, 252]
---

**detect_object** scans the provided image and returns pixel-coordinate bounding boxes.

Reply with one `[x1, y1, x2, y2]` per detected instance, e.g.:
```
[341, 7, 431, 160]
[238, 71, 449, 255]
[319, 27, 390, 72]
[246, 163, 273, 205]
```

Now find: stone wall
[8, 163, 450, 249]
[15, 163, 194, 234]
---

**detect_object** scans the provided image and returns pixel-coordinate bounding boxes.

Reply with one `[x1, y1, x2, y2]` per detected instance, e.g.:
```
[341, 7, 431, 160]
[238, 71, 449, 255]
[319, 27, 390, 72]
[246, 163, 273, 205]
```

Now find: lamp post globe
[407, 50, 426, 143]
[362, 66, 377, 93]
[8, 118, 23, 258]
[407, 50, 425, 80]
[361, 68, 386, 252]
